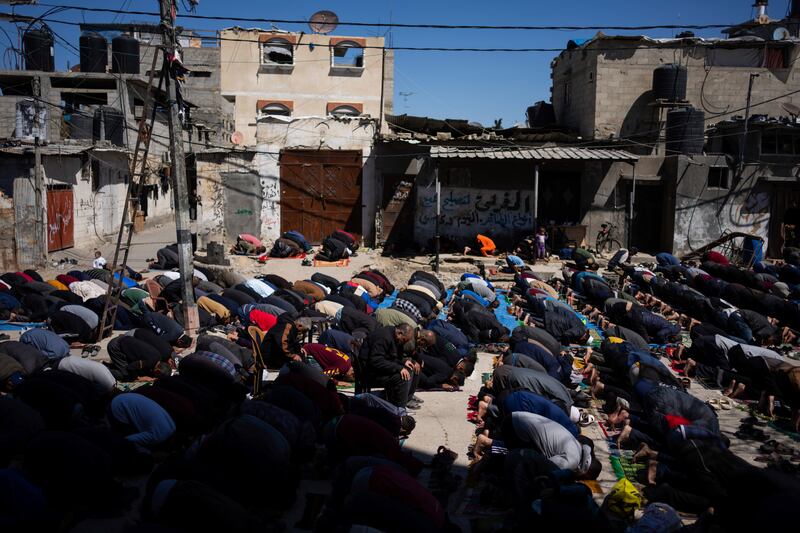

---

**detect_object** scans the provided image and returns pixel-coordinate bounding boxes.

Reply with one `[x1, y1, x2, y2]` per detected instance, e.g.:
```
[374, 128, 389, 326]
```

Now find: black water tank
[93, 107, 125, 146]
[23, 29, 54, 72]
[79, 32, 108, 73]
[665, 107, 705, 155]
[67, 111, 93, 140]
[653, 64, 687, 102]
[112, 34, 139, 74]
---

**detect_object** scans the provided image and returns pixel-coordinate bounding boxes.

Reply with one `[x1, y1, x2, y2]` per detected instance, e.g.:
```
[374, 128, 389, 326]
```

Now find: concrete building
[548, 2, 800, 256]
[375, 116, 638, 253]
[0, 24, 231, 270]
[218, 28, 394, 245]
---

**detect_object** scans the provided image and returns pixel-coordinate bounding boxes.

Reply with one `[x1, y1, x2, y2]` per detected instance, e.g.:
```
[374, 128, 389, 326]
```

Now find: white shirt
[93, 257, 107, 269]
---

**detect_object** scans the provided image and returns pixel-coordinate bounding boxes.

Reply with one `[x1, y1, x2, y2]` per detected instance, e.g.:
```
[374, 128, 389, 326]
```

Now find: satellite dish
[230, 131, 244, 145]
[773, 27, 791, 40]
[309, 10, 339, 34]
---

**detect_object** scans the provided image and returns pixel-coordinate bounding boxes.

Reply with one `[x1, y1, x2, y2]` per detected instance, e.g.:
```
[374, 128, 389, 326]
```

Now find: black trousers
[369, 370, 419, 408]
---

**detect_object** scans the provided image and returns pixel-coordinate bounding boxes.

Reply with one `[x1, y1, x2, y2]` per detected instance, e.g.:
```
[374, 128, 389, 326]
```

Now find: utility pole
[434, 167, 440, 274]
[717, 72, 758, 219]
[159, 0, 199, 333]
[739, 73, 759, 176]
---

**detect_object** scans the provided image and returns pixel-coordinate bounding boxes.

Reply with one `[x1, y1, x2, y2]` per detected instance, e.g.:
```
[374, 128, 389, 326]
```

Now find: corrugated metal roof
[429, 146, 638, 161]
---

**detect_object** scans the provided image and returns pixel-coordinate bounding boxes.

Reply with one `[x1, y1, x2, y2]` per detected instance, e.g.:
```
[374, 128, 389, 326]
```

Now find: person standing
[535, 227, 548, 261]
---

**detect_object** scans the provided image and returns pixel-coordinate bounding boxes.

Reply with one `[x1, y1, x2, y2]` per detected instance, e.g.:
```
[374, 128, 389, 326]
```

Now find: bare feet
[633, 443, 658, 463]
[684, 358, 696, 377]
[725, 382, 746, 399]
[646, 459, 659, 485]
[617, 422, 632, 447]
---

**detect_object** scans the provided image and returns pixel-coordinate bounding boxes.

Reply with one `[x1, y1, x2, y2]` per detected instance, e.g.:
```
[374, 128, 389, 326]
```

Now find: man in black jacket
[359, 324, 416, 407]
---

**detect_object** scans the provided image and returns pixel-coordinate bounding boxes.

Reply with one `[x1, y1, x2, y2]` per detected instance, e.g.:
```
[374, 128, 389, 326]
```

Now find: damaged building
[219, 27, 393, 245]
[549, 1, 800, 255]
[0, 22, 238, 270]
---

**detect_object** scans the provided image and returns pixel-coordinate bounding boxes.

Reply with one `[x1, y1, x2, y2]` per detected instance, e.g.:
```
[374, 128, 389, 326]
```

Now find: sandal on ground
[578, 412, 596, 427]
[719, 398, 733, 410]
[708, 398, 721, 410]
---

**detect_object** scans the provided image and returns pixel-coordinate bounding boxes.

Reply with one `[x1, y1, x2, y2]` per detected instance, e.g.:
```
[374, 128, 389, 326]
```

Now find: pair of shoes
[411, 395, 425, 404]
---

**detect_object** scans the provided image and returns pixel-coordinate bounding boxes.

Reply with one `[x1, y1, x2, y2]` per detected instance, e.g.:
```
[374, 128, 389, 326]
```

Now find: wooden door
[280, 150, 363, 243]
[380, 174, 414, 245]
[46, 186, 74, 251]
[768, 186, 800, 258]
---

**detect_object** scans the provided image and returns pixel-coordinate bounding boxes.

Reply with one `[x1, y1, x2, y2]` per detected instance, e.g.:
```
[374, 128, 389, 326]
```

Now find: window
[761, 131, 800, 155]
[331, 40, 364, 69]
[328, 104, 361, 117]
[261, 38, 293, 66]
[708, 167, 730, 189]
[260, 102, 291, 117]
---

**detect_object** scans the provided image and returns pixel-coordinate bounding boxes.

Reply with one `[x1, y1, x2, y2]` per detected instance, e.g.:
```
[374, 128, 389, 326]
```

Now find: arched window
[329, 104, 361, 117]
[331, 40, 364, 68]
[260, 102, 292, 117]
[262, 38, 293, 66]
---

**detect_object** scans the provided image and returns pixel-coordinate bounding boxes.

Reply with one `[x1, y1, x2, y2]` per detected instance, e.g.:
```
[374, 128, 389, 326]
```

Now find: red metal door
[47, 187, 74, 252]
[280, 150, 363, 243]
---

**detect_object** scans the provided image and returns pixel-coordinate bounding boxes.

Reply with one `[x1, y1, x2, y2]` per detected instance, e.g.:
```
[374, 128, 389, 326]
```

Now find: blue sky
[2, 0, 789, 125]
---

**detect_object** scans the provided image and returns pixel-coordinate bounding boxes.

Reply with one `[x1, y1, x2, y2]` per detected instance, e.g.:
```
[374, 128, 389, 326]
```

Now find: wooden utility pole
[159, 0, 199, 333]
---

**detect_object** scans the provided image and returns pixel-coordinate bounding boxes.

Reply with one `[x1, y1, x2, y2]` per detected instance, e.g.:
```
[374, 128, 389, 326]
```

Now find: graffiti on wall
[260, 176, 279, 233]
[416, 186, 533, 241]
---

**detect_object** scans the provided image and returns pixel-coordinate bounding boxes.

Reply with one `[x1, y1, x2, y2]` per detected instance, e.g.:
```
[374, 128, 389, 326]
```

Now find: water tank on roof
[111, 34, 139, 74]
[23, 29, 54, 72]
[79, 32, 108, 73]
[15, 99, 48, 141]
[93, 107, 125, 146]
[66, 111, 93, 140]
[665, 107, 705, 156]
[653, 64, 687, 102]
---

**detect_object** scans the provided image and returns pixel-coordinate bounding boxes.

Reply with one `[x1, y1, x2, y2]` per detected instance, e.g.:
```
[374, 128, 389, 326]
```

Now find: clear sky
[1, 0, 791, 126]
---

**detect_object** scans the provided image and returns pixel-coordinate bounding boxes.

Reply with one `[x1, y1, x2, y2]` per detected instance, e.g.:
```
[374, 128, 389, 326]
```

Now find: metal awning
[429, 146, 639, 161]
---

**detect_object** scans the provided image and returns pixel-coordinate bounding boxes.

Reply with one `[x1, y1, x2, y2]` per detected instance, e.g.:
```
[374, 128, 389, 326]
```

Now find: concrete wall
[551, 49, 598, 139]
[195, 150, 260, 243]
[0, 186, 15, 271]
[221, 30, 390, 145]
[552, 42, 800, 146]
[668, 155, 770, 255]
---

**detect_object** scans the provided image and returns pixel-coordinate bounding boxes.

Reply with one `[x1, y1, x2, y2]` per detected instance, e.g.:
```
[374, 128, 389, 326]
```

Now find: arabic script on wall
[416, 186, 533, 242]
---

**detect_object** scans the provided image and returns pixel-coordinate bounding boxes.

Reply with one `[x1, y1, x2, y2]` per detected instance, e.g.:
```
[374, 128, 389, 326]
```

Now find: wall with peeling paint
[670, 155, 771, 255]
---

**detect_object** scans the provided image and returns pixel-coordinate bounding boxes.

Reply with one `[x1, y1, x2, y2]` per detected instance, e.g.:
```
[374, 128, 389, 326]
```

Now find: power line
[30, 4, 741, 32]
[22, 16, 780, 55]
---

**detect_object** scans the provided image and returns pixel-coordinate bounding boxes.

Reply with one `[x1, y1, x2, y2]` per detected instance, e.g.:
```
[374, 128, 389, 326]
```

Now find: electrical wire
[29, 4, 741, 32]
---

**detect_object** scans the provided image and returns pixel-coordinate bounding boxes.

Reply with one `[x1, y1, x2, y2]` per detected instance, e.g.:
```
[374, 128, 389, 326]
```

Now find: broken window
[262, 38, 293, 66]
[331, 40, 364, 68]
[707, 167, 730, 189]
[329, 105, 361, 117]
[260, 102, 291, 117]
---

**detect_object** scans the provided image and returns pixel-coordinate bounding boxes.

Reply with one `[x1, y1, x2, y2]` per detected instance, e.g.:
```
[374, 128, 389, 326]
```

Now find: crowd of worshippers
[465, 247, 800, 529]
[228, 229, 360, 264]
[0, 255, 504, 530]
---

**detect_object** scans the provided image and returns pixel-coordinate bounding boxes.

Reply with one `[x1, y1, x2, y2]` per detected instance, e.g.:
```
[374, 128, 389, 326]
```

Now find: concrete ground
[21, 234, 800, 530]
